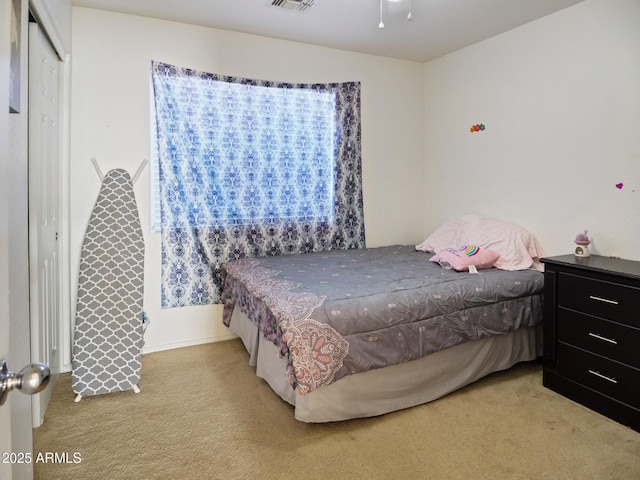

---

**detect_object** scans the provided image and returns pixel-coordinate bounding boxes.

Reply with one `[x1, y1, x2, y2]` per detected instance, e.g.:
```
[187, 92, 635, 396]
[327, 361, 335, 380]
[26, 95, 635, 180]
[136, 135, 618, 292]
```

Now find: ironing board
[72, 167, 145, 402]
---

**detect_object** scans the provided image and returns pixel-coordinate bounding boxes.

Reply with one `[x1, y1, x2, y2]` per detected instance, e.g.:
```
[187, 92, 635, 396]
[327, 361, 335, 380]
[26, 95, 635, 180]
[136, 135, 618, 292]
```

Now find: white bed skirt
[228, 307, 543, 422]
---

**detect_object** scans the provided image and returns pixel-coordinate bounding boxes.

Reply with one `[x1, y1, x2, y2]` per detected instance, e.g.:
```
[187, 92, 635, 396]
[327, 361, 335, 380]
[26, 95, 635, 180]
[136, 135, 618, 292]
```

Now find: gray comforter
[221, 245, 544, 395]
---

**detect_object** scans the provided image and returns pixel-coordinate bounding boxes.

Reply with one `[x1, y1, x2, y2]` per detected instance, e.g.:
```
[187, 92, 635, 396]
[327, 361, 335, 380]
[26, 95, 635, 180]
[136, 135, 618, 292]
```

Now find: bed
[221, 215, 546, 422]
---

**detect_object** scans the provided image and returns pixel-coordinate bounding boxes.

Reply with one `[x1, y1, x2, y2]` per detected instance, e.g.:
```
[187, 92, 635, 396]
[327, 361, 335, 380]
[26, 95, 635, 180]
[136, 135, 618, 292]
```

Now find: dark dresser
[541, 254, 640, 432]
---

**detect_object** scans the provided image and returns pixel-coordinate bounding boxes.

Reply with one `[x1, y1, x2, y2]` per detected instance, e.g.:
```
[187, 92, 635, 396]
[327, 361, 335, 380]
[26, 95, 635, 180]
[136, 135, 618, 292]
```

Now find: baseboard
[57, 333, 239, 374]
[141, 332, 238, 355]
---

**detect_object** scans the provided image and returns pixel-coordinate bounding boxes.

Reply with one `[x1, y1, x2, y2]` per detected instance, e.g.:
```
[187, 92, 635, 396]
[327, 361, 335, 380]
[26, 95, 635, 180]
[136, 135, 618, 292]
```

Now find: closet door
[28, 21, 62, 427]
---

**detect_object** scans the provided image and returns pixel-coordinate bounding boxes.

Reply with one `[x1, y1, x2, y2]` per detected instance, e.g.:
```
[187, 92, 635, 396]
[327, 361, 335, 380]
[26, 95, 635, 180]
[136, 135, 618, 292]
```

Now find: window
[151, 61, 365, 308]
[150, 78, 337, 231]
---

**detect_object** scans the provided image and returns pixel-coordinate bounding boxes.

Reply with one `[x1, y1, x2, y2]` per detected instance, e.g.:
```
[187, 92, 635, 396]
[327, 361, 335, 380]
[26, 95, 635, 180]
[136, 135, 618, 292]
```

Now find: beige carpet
[34, 339, 640, 480]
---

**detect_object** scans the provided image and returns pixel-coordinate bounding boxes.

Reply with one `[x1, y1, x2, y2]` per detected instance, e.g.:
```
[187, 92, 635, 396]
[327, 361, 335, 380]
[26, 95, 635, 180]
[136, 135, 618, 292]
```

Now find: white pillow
[415, 219, 460, 253]
[455, 215, 545, 271]
[417, 215, 545, 271]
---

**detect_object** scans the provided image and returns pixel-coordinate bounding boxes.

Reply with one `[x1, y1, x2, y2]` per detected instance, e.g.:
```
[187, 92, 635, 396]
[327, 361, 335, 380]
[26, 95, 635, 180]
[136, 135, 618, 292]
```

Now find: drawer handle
[588, 332, 618, 345]
[589, 295, 619, 305]
[588, 369, 618, 384]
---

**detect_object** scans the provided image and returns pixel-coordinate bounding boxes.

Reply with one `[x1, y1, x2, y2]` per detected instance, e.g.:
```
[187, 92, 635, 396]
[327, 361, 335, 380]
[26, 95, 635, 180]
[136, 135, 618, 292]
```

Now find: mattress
[222, 245, 544, 397]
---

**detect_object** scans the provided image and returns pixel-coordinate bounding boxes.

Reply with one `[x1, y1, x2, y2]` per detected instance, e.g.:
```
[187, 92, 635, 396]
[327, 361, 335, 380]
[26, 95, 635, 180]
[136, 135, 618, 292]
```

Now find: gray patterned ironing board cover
[72, 168, 145, 398]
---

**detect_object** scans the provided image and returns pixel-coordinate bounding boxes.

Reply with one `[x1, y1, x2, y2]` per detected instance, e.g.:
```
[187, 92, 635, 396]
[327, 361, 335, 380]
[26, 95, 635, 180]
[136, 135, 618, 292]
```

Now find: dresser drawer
[558, 308, 640, 367]
[558, 343, 640, 409]
[558, 273, 640, 327]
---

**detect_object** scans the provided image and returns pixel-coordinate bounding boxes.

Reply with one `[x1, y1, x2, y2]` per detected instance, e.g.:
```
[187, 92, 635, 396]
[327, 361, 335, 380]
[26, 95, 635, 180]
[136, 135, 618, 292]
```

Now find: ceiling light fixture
[379, 0, 412, 29]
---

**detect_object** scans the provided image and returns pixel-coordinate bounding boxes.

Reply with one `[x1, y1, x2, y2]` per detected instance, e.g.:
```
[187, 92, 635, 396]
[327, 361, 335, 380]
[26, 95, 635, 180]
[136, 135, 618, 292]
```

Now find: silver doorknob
[0, 360, 50, 406]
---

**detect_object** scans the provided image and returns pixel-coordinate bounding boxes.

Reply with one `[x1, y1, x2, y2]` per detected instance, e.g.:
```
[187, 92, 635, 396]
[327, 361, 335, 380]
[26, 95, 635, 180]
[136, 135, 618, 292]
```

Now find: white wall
[70, 7, 425, 353]
[422, 0, 640, 259]
[71, 0, 640, 356]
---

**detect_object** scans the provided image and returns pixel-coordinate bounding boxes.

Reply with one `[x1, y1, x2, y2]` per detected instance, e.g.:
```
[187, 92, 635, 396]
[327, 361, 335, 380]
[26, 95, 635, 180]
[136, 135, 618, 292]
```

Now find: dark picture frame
[9, 0, 21, 114]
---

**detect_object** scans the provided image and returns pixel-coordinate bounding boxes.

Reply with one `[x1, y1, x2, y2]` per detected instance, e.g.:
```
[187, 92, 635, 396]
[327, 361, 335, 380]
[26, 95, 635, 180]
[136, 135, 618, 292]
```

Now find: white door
[0, 203, 31, 479]
[28, 22, 62, 428]
[1, 0, 34, 477]
[0, 108, 32, 480]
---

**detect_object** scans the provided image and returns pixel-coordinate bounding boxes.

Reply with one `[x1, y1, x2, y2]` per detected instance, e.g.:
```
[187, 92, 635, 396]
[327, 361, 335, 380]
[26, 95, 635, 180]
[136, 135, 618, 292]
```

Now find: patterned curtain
[151, 61, 365, 308]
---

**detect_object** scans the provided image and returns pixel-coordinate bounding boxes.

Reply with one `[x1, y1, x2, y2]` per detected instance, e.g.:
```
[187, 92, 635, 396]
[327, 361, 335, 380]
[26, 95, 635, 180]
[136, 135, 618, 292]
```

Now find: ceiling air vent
[268, 0, 317, 13]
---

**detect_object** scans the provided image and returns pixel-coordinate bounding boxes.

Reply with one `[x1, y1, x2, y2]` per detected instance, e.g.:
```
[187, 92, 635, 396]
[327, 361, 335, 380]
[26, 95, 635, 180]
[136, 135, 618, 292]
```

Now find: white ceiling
[71, 0, 585, 63]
